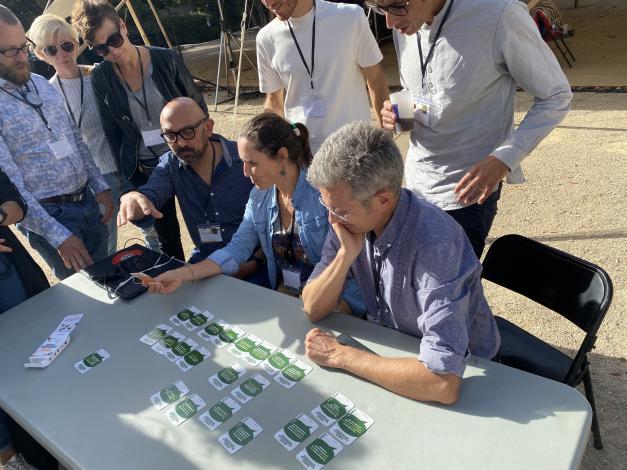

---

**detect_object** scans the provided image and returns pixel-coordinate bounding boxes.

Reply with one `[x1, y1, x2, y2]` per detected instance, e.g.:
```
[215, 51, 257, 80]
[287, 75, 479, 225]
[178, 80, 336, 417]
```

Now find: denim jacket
[210, 169, 365, 313]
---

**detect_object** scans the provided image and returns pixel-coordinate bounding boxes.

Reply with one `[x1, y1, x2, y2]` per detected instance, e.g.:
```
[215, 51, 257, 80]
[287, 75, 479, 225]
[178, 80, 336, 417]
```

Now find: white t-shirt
[256, 0, 383, 153]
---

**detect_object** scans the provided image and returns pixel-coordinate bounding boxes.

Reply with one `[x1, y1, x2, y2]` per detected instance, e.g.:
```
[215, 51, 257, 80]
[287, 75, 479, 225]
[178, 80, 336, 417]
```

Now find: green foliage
[3, 0, 47, 29]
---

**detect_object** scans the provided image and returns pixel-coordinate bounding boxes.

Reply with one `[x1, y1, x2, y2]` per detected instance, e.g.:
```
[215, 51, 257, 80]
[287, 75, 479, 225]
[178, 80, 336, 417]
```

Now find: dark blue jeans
[446, 184, 502, 259]
[19, 192, 108, 280]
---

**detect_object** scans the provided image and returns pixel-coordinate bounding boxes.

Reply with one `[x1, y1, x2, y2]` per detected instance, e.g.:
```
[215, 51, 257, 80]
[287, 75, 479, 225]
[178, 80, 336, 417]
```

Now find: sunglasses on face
[160, 118, 206, 143]
[366, 0, 410, 16]
[0, 39, 34, 58]
[43, 41, 75, 57]
[90, 30, 124, 57]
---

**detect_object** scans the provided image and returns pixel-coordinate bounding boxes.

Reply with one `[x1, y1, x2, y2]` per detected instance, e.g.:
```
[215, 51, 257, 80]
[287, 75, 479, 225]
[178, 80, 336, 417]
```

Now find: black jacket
[0, 171, 49, 298]
[91, 47, 208, 181]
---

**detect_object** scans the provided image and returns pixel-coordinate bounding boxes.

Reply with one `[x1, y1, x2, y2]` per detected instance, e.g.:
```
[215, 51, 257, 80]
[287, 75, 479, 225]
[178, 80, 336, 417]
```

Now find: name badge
[413, 96, 432, 127]
[198, 223, 223, 243]
[281, 266, 302, 290]
[302, 93, 326, 118]
[141, 128, 164, 147]
[49, 138, 73, 160]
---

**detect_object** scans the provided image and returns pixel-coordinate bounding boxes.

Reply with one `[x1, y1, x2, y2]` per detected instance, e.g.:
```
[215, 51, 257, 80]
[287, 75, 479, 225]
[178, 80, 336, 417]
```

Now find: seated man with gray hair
[302, 122, 500, 404]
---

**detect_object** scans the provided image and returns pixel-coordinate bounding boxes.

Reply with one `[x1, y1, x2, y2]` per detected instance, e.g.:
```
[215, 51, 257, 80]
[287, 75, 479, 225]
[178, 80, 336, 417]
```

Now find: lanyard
[57, 67, 84, 129]
[417, 0, 455, 85]
[278, 195, 297, 264]
[116, 46, 151, 122]
[0, 80, 51, 131]
[368, 234, 393, 328]
[287, 0, 316, 90]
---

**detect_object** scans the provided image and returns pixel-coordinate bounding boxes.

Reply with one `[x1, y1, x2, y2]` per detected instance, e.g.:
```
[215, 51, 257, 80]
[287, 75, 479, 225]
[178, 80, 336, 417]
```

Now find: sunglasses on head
[90, 30, 124, 57]
[43, 41, 75, 57]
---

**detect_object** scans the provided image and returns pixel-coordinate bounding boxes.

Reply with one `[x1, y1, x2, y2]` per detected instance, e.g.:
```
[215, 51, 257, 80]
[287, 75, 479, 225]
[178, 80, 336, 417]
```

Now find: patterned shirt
[0, 73, 109, 248]
[310, 189, 500, 377]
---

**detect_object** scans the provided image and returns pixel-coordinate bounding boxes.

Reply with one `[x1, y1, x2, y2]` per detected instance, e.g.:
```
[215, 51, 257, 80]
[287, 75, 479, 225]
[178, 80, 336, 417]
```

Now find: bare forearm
[302, 250, 353, 321]
[337, 347, 461, 404]
[264, 92, 284, 117]
[364, 66, 389, 127]
[175, 258, 222, 283]
[1, 201, 24, 226]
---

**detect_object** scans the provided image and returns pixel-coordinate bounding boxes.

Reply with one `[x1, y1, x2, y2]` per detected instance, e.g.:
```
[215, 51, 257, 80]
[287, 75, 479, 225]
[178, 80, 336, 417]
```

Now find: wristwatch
[0, 206, 7, 225]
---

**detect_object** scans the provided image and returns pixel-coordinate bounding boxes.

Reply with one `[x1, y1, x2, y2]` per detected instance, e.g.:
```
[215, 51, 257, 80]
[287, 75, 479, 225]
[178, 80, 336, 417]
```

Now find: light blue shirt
[210, 169, 364, 312]
[0, 73, 108, 248]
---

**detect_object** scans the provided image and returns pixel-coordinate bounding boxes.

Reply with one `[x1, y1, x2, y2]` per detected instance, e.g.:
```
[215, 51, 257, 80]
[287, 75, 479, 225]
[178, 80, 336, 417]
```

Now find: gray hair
[0, 4, 19, 26]
[308, 122, 404, 201]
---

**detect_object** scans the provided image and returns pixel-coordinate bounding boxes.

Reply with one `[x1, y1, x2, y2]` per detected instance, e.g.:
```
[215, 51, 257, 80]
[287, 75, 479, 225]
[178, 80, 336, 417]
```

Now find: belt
[38, 187, 87, 204]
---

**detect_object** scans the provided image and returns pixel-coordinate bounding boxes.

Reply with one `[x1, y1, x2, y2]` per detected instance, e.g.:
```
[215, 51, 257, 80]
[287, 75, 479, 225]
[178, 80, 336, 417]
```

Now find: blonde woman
[28, 13, 150, 255]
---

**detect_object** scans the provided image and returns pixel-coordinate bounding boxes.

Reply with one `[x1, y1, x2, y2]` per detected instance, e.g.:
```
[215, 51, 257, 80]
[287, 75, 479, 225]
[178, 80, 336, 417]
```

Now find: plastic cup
[389, 90, 414, 133]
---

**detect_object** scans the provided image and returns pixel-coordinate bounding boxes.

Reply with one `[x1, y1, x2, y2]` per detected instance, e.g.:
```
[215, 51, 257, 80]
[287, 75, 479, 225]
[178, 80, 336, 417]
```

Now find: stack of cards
[25, 314, 84, 368]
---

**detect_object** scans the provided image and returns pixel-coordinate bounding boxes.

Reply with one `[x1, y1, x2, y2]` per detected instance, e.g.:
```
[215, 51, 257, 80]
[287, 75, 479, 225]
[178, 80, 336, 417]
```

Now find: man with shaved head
[118, 98, 260, 279]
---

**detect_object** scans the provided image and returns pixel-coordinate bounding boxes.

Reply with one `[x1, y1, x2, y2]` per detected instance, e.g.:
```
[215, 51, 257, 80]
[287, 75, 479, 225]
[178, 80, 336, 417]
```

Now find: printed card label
[228, 334, 261, 359]
[311, 393, 355, 426]
[296, 433, 343, 470]
[198, 396, 241, 430]
[231, 373, 271, 404]
[329, 409, 374, 446]
[274, 360, 313, 389]
[140, 324, 172, 346]
[218, 417, 263, 454]
[197, 319, 230, 343]
[243, 340, 278, 366]
[164, 338, 198, 362]
[150, 380, 189, 410]
[74, 349, 110, 374]
[176, 346, 211, 372]
[260, 349, 296, 375]
[166, 394, 206, 426]
[169, 306, 199, 327]
[209, 363, 247, 390]
[274, 413, 319, 451]
[152, 331, 185, 355]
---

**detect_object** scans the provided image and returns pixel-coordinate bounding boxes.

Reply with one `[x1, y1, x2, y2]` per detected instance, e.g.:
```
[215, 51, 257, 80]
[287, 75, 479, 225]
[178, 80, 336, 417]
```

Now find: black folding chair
[482, 234, 612, 449]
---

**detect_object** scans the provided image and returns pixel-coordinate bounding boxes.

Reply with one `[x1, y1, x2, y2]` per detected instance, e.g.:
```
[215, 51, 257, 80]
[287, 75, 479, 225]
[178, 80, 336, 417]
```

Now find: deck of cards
[25, 314, 84, 368]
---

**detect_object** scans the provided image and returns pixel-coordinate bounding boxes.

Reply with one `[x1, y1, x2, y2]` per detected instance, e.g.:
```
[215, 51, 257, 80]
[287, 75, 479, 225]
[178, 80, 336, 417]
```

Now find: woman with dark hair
[145, 113, 362, 312]
[71, 0, 207, 261]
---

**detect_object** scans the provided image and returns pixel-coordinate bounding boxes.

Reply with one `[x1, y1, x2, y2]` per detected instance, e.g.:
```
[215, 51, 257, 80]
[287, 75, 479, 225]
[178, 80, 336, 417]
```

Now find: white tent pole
[233, 0, 249, 118]
[213, 29, 225, 111]
[126, 0, 151, 45]
[146, 0, 173, 48]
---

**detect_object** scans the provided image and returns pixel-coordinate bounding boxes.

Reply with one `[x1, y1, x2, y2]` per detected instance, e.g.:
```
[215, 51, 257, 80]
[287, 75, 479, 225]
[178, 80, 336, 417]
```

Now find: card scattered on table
[140, 324, 172, 346]
[328, 409, 374, 446]
[274, 413, 319, 451]
[274, 360, 313, 389]
[260, 349, 296, 376]
[296, 433, 344, 469]
[152, 331, 185, 355]
[183, 309, 214, 331]
[214, 326, 245, 348]
[176, 346, 211, 372]
[150, 380, 189, 410]
[209, 363, 247, 390]
[199, 396, 241, 430]
[164, 337, 198, 363]
[197, 319, 229, 343]
[243, 340, 278, 367]
[218, 417, 263, 454]
[231, 373, 271, 404]
[74, 349, 110, 374]
[311, 393, 355, 426]
[228, 334, 261, 359]
[166, 393, 206, 426]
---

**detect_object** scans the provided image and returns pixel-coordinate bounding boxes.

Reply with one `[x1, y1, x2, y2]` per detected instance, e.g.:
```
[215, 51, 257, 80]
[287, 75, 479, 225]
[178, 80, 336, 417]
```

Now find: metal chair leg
[560, 38, 576, 62]
[552, 39, 572, 68]
[582, 369, 604, 449]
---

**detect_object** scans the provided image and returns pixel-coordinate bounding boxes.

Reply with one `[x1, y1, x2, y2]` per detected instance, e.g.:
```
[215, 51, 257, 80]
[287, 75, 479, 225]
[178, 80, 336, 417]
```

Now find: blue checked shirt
[0, 74, 108, 248]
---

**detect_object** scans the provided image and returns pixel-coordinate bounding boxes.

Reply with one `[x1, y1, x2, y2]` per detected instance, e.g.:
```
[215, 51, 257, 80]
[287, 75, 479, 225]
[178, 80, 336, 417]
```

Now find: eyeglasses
[366, 0, 410, 16]
[318, 196, 350, 223]
[90, 30, 124, 57]
[0, 39, 34, 58]
[43, 41, 76, 57]
[161, 118, 206, 143]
